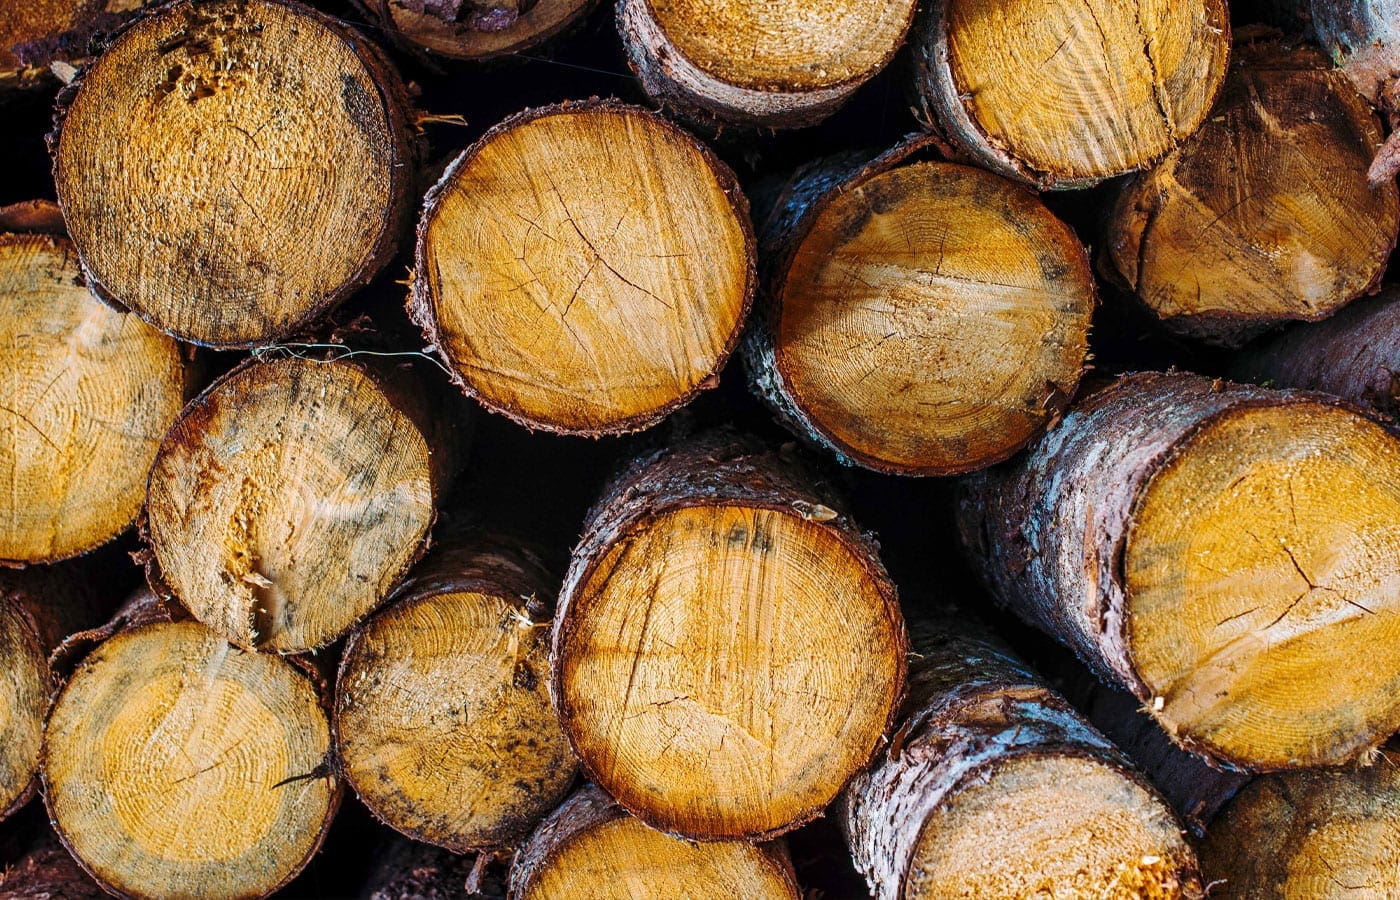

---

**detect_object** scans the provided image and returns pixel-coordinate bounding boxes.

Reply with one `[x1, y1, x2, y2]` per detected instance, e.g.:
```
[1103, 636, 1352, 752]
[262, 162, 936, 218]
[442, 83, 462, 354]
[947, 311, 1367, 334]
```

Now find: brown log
[1231, 285, 1400, 419]
[552, 430, 906, 840]
[0, 828, 104, 900]
[335, 530, 578, 853]
[359, 0, 595, 61]
[41, 597, 340, 899]
[1103, 42, 1400, 346]
[908, 0, 1230, 189]
[508, 785, 801, 898]
[841, 614, 1201, 899]
[146, 355, 464, 653]
[0, 204, 189, 566]
[745, 141, 1094, 475]
[0, 0, 141, 94]
[411, 101, 754, 435]
[957, 371, 1400, 771]
[51, 0, 418, 348]
[616, 0, 917, 129]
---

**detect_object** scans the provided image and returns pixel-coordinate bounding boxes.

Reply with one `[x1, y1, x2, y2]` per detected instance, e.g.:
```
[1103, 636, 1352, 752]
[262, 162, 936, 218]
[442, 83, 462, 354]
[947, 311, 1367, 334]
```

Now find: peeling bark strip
[958, 371, 1400, 771]
[361, 0, 594, 61]
[508, 785, 801, 899]
[616, 0, 917, 129]
[1103, 42, 1400, 347]
[411, 101, 754, 436]
[552, 431, 906, 840]
[0, 223, 189, 566]
[908, 0, 1230, 189]
[0, 566, 100, 823]
[335, 530, 579, 853]
[0, 0, 142, 94]
[146, 355, 464, 654]
[42, 611, 340, 900]
[1200, 749, 1400, 897]
[50, 0, 418, 348]
[840, 615, 1200, 900]
[1232, 286, 1400, 419]
[745, 145, 1094, 476]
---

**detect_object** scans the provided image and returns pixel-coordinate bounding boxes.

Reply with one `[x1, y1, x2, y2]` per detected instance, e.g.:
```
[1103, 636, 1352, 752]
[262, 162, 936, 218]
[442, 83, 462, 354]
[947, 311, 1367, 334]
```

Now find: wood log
[1232, 285, 1400, 419]
[0, 829, 105, 900]
[1103, 42, 1400, 346]
[908, 0, 1230, 189]
[41, 600, 340, 899]
[359, 0, 595, 61]
[553, 431, 906, 840]
[358, 836, 506, 900]
[50, 0, 418, 348]
[411, 101, 753, 435]
[0, 203, 188, 566]
[146, 355, 463, 653]
[745, 143, 1094, 476]
[1199, 748, 1400, 897]
[508, 785, 801, 898]
[0, 566, 99, 823]
[957, 371, 1400, 771]
[841, 614, 1200, 899]
[335, 530, 578, 853]
[0, 0, 140, 94]
[616, 0, 917, 129]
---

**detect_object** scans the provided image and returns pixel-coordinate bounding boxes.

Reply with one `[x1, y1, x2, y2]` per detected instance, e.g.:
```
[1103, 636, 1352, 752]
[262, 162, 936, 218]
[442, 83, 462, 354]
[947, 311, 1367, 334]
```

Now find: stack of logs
[1, 0, 1399, 896]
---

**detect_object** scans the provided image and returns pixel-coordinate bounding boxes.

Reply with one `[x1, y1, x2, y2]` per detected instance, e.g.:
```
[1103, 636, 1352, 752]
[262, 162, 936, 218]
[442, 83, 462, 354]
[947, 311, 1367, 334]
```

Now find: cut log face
[363, 0, 594, 60]
[42, 619, 338, 899]
[1105, 45, 1400, 345]
[909, 0, 1229, 188]
[335, 535, 578, 852]
[958, 372, 1400, 771]
[554, 433, 905, 840]
[413, 102, 753, 435]
[1200, 753, 1400, 898]
[510, 786, 800, 899]
[147, 357, 443, 653]
[0, 233, 185, 565]
[752, 158, 1094, 475]
[52, 0, 416, 348]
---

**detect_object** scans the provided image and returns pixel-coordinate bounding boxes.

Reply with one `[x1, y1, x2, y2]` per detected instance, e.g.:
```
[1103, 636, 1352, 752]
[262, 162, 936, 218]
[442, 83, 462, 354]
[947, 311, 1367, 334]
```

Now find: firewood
[50, 0, 417, 348]
[358, 836, 506, 900]
[616, 0, 917, 129]
[1232, 285, 1400, 418]
[1103, 43, 1399, 346]
[0, 566, 99, 823]
[411, 101, 753, 435]
[1199, 749, 1400, 897]
[360, 0, 595, 61]
[335, 531, 578, 853]
[41, 598, 339, 899]
[145, 356, 463, 653]
[0, 0, 139, 94]
[508, 785, 801, 899]
[0, 206, 188, 565]
[908, 0, 1230, 188]
[958, 371, 1400, 771]
[0, 828, 104, 900]
[841, 615, 1200, 899]
[746, 144, 1094, 476]
[553, 431, 906, 840]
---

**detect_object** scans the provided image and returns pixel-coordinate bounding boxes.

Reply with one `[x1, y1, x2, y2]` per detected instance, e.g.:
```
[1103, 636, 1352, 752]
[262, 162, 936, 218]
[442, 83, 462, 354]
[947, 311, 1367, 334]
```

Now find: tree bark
[1103, 41, 1399, 346]
[552, 429, 906, 840]
[957, 371, 1400, 771]
[335, 529, 579, 853]
[908, 0, 1230, 188]
[357, 836, 506, 900]
[358, 0, 595, 61]
[508, 785, 801, 899]
[0, 0, 142, 95]
[50, 0, 419, 348]
[0, 829, 105, 900]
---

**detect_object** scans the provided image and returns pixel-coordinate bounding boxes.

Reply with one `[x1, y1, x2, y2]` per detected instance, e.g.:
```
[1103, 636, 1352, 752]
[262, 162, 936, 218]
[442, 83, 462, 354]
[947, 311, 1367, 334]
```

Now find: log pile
[1, 0, 1398, 896]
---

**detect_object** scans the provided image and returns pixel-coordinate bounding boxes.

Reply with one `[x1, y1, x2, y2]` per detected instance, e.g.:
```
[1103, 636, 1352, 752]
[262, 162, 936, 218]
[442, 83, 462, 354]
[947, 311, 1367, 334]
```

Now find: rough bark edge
[0, 829, 107, 899]
[0, 2, 140, 97]
[908, 0, 1232, 190]
[142, 353, 462, 654]
[0, 200, 66, 234]
[333, 528, 579, 853]
[408, 98, 756, 436]
[550, 429, 907, 841]
[956, 371, 1400, 772]
[615, 0, 915, 131]
[357, 0, 599, 62]
[47, 0, 423, 350]
[358, 835, 508, 900]
[742, 136, 1095, 475]
[38, 607, 344, 900]
[507, 784, 799, 899]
